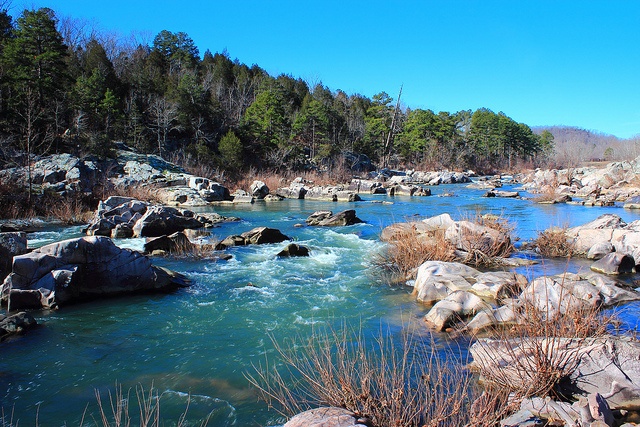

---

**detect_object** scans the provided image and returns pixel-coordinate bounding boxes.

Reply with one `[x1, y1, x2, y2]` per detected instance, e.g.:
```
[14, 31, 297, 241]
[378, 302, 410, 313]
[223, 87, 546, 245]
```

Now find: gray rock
[444, 220, 511, 256]
[591, 253, 636, 275]
[233, 195, 254, 203]
[132, 206, 203, 237]
[241, 227, 290, 245]
[276, 182, 308, 199]
[0, 232, 28, 282]
[624, 196, 640, 209]
[250, 180, 270, 199]
[1, 236, 190, 309]
[587, 242, 615, 260]
[306, 211, 334, 226]
[0, 312, 37, 341]
[499, 409, 544, 427]
[110, 223, 134, 239]
[348, 179, 386, 194]
[144, 231, 194, 254]
[284, 407, 372, 427]
[317, 210, 363, 226]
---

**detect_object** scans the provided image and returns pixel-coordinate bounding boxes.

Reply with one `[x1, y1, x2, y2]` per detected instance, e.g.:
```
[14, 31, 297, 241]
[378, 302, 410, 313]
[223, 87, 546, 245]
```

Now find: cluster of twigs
[247, 324, 505, 427]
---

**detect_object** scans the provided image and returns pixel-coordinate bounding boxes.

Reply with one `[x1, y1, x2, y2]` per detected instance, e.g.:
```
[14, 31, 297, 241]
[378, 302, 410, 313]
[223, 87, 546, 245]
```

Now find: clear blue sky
[12, 0, 640, 138]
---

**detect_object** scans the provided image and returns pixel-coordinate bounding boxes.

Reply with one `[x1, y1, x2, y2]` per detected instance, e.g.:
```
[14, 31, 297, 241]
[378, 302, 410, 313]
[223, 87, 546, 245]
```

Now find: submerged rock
[1, 236, 190, 309]
[276, 243, 310, 257]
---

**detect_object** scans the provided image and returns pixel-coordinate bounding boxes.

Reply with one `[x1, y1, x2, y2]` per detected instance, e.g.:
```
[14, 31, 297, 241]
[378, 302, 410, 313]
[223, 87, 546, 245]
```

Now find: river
[2, 183, 640, 426]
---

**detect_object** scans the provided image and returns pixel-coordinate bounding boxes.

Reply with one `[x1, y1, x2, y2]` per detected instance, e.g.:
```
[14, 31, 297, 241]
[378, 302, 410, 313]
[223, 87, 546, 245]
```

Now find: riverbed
[2, 183, 640, 426]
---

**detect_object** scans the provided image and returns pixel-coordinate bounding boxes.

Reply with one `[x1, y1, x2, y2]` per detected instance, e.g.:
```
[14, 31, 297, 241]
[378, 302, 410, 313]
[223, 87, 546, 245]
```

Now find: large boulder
[143, 231, 194, 255]
[276, 181, 308, 199]
[1, 236, 189, 309]
[413, 261, 525, 305]
[306, 211, 334, 226]
[519, 272, 640, 318]
[348, 179, 386, 194]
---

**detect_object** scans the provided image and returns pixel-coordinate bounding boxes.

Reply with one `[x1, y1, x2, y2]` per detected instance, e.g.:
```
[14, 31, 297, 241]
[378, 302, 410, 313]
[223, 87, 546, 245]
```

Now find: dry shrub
[533, 227, 575, 258]
[247, 324, 501, 427]
[455, 213, 515, 267]
[375, 225, 456, 281]
[471, 288, 613, 402]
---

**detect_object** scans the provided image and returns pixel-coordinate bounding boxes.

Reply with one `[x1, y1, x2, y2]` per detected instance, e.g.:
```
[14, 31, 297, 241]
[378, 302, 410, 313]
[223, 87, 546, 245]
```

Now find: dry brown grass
[533, 227, 575, 258]
[247, 324, 504, 427]
[110, 184, 163, 205]
[375, 225, 456, 282]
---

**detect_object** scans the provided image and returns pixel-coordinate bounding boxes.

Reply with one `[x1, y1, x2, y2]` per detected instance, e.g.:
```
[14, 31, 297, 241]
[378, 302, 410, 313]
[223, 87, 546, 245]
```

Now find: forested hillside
[0, 7, 554, 175]
[533, 126, 640, 167]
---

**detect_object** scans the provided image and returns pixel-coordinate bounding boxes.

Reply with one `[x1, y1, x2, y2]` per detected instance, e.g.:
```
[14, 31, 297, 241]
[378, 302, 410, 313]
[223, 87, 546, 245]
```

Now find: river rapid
[2, 183, 640, 426]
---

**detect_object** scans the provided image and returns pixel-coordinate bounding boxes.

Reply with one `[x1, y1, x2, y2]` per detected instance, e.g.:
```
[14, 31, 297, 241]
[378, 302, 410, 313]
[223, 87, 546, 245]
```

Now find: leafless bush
[247, 324, 504, 427]
[374, 225, 456, 282]
[533, 227, 575, 258]
[454, 213, 515, 267]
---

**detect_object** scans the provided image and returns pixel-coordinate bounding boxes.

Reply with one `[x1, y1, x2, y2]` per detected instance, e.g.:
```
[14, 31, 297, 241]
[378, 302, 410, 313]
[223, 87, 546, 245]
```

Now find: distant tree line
[0, 7, 554, 174]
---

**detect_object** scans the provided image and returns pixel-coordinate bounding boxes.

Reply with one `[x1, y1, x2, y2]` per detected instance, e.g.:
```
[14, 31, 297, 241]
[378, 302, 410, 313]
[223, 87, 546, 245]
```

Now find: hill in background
[533, 126, 640, 167]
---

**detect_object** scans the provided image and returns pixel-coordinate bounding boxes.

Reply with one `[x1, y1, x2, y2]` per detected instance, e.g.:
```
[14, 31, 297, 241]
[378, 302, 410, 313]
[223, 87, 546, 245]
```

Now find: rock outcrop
[1, 236, 190, 309]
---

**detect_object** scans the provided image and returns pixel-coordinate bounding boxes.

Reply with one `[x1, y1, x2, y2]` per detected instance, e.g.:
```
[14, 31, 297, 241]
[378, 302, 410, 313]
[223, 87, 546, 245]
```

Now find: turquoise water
[3, 184, 640, 426]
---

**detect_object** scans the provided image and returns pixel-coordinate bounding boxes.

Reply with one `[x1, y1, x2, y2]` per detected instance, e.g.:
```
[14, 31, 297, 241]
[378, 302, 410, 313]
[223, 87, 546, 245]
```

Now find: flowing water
[2, 184, 640, 426]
